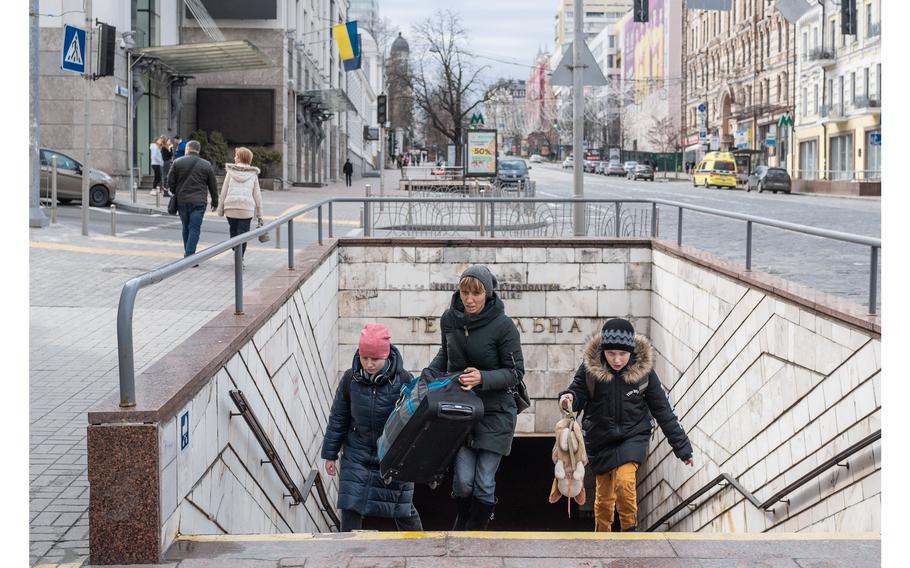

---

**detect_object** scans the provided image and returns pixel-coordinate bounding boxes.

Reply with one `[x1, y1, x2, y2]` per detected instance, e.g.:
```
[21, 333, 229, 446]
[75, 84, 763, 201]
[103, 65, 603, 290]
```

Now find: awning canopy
[136, 40, 271, 74]
[298, 89, 356, 117]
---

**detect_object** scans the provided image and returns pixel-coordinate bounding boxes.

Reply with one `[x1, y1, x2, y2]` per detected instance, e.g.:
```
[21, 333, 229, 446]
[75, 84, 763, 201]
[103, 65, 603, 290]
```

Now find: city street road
[528, 163, 881, 309]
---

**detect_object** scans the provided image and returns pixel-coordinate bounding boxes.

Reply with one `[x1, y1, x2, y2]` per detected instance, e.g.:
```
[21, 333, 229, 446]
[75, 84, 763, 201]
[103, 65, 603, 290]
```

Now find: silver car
[39, 148, 116, 206]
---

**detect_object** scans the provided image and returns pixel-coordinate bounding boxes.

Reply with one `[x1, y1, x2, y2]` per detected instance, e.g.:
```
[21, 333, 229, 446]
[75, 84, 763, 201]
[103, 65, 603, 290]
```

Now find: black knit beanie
[601, 318, 636, 353]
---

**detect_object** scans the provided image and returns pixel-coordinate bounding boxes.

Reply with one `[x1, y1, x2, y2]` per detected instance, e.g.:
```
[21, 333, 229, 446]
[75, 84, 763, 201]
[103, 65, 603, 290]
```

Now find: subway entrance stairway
[86, 236, 881, 565]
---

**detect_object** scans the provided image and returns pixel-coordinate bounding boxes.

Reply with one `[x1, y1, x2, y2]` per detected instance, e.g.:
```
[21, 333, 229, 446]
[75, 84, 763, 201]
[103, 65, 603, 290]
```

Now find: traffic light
[841, 0, 857, 35]
[377, 94, 387, 124]
[96, 22, 116, 78]
[634, 0, 648, 23]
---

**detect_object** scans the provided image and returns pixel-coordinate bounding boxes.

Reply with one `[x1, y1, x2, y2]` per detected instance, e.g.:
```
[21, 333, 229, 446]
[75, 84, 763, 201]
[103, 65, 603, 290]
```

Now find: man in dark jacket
[342, 158, 354, 186]
[321, 324, 423, 532]
[167, 140, 218, 258]
[559, 318, 693, 532]
[429, 265, 525, 530]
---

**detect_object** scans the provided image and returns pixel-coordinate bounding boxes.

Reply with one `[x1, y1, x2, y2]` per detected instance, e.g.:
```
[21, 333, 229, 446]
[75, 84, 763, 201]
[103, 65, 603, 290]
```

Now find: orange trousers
[594, 462, 639, 531]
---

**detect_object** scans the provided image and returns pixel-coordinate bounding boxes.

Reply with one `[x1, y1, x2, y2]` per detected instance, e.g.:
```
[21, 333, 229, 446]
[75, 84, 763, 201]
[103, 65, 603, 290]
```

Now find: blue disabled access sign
[61, 25, 86, 74]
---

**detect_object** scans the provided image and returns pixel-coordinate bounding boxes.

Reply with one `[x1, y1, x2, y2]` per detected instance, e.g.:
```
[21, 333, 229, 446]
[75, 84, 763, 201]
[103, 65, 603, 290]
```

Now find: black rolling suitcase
[378, 368, 484, 488]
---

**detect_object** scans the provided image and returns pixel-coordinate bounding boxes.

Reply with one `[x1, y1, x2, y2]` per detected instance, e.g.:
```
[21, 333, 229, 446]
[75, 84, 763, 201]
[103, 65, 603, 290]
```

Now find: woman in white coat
[216, 147, 263, 265]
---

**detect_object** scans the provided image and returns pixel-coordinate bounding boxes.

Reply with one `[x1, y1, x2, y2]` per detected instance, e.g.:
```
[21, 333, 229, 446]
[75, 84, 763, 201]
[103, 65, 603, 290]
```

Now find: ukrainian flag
[332, 21, 360, 61]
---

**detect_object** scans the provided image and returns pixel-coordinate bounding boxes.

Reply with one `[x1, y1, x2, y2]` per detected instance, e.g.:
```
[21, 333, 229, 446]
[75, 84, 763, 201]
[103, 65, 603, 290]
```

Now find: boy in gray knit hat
[558, 318, 693, 532]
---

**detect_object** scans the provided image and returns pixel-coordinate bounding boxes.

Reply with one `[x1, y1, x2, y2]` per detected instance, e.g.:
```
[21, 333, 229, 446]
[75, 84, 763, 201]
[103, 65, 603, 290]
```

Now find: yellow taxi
[692, 152, 738, 189]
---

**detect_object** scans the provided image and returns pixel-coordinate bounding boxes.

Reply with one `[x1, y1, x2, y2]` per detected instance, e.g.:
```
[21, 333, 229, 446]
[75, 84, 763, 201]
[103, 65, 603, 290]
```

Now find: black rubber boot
[465, 498, 495, 530]
[452, 496, 472, 531]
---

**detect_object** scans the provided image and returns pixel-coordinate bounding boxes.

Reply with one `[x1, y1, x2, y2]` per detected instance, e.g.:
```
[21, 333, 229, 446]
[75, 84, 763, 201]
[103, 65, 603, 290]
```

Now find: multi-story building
[36, 0, 379, 193]
[554, 0, 633, 53]
[793, 0, 880, 193]
[348, 0, 379, 29]
[525, 49, 557, 158]
[612, 0, 682, 154]
[551, 0, 632, 157]
[484, 79, 527, 155]
[385, 32, 412, 160]
[682, 1, 796, 171]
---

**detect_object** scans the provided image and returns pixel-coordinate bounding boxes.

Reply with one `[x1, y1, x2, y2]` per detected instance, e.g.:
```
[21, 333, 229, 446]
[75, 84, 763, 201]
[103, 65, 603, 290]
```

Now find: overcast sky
[379, 0, 557, 83]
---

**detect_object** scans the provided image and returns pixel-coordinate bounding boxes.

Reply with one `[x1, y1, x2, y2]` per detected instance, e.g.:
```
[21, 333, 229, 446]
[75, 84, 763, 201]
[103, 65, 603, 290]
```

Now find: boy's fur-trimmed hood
[582, 332, 653, 384]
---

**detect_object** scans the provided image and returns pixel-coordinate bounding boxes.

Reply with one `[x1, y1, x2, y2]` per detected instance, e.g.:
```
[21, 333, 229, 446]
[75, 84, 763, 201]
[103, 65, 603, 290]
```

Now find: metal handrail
[229, 389, 340, 531]
[115, 195, 880, 407]
[645, 429, 881, 532]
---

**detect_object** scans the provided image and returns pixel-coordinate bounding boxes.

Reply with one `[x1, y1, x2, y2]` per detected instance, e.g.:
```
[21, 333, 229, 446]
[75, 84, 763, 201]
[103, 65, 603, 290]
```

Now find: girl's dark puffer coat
[560, 333, 693, 475]
[321, 345, 417, 518]
[429, 292, 525, 456]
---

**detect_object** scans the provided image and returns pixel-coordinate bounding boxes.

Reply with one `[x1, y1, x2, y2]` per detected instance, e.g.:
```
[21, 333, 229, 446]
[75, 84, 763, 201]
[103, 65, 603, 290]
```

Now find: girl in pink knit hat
[321, 323, 423, 531]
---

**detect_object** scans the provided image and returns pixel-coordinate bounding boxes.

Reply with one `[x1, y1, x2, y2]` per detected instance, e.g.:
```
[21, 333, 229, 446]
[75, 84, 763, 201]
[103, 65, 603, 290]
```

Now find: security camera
[120, 31, 136, 49]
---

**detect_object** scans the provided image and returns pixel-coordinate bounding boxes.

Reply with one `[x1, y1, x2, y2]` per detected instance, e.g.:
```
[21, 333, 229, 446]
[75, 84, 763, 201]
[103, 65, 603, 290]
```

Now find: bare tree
[646, 116, 680, 153]
[410, 10, 489, 166]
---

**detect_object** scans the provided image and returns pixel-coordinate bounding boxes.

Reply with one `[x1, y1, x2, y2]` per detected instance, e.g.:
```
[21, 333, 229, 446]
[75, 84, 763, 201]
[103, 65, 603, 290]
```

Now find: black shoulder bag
[507, 351, 531, 414]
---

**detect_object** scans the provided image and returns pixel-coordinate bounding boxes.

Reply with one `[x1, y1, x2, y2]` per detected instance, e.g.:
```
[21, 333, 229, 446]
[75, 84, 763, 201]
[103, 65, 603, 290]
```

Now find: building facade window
[802, 87, 808, 116]
[829, 133, 854, 180]
[814, 84, 819, 113]
[864, 66, 870, 96]
[802, 31, 808, 61]
[850, 72, 856, 105]
[800, 140, 818, 180]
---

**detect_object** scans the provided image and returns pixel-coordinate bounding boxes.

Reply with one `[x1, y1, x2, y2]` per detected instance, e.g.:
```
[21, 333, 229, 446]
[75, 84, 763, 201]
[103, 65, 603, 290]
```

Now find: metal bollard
[745, 221, 753, 271]
[155, 188, 160, 209]
[110, 204, 117, 236]
[478, 190, 486, 237]
[51, 156, 58, 224]
[288, 219, 295, 269]
[364, 185, 372, 237]
[233, 244, 244, 315]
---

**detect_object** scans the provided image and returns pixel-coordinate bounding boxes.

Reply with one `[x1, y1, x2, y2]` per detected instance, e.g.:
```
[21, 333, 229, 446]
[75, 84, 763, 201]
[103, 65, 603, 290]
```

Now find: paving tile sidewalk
[28, 170, 402, 567]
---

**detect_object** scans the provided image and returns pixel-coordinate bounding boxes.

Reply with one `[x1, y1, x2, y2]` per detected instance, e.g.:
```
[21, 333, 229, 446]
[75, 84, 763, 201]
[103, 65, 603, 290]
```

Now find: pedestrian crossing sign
[61, 25, 86, 74]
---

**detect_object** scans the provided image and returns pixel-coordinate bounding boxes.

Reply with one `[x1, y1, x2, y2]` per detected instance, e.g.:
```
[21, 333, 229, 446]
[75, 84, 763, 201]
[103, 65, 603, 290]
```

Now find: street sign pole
[29, 0, 48, 228]
[572, 0, 585, 236]
[80, 0, 93, 236]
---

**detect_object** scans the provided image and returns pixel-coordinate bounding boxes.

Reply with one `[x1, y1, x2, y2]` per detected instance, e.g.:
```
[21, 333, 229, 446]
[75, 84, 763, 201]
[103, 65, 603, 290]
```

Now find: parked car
[562, 156, 574, 169]
[601, 161, 624, 176]
[746, 165, 792, 194]
[628, 164, 655, 181]
[623, 160, 638, 174]
[583, 159, 600, 173]
[692, 151, 737, 189]
[529, 154, 543, 163]
[496, 159, 531, 190]
[39, 148, 116, 206]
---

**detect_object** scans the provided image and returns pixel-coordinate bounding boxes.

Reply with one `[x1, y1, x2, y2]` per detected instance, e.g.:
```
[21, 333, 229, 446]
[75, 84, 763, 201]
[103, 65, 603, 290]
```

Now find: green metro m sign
[469, 113, 485, 129]
[777, 112, 794, 128]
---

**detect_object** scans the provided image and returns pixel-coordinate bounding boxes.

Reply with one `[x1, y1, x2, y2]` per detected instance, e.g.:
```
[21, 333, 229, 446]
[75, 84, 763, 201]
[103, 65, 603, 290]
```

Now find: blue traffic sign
[870, 132, 881, 146]
[61, 25, 86, 74]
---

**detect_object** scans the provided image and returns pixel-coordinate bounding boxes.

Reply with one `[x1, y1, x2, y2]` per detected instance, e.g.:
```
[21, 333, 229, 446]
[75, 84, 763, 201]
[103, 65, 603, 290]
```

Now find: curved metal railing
[645, 429, 881, 532]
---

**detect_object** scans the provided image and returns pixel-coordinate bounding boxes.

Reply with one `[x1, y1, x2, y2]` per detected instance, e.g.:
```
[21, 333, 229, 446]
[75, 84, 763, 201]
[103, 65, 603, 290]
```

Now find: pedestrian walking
[342, 158, 353, 187]
[149, 136, 164, 195]
[321, 323, 424, 532]
[161, 137, 174, 197]
[428, 265, 525, 530]
[558, 319, 694, 532]
[216, 147, 262, 267]
[174, 135, 187, 158]
[166, 140, 218, 260]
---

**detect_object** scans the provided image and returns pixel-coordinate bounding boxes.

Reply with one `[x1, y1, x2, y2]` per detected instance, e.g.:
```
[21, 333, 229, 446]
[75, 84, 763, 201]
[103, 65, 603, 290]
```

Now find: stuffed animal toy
[548, 412, 588, 509]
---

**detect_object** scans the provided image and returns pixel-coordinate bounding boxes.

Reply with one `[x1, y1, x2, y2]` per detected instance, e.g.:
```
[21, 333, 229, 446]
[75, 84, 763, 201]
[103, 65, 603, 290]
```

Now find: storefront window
[829, 134, 854, 180]
[800, 140, 817, 180]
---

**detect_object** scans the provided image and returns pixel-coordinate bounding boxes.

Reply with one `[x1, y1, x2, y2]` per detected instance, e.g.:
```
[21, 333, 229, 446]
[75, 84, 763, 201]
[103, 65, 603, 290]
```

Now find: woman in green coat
[429, 265, 525, 530]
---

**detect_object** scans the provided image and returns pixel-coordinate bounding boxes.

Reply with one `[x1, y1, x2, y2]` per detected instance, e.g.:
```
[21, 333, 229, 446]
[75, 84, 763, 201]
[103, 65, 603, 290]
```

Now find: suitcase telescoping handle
[438, 402, 477, 420]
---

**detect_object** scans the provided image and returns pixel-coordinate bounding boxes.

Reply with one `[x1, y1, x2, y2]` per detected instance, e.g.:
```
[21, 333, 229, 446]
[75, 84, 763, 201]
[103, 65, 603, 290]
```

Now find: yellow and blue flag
[343, 34, 363, 71]
[332, 21, 360, 61]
